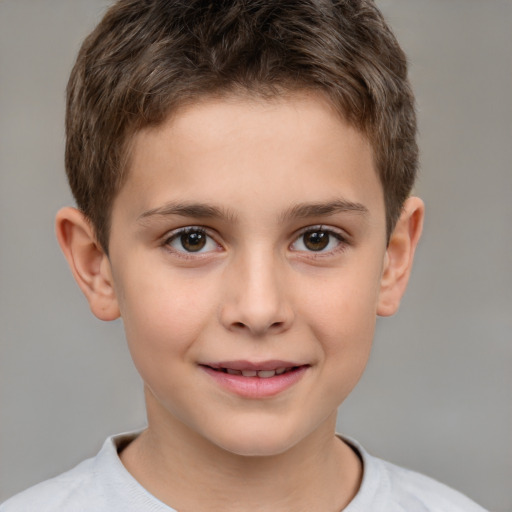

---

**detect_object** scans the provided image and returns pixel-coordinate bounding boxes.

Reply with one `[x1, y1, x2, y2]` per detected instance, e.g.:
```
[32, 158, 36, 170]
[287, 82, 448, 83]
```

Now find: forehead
[115, 91, 384, 227]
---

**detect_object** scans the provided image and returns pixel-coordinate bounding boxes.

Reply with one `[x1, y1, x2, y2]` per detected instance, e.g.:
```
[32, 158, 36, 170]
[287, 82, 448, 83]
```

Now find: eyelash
[162, 225, 349, 258]
[163, 226, 221, 258]
[290, 225, 348, 257]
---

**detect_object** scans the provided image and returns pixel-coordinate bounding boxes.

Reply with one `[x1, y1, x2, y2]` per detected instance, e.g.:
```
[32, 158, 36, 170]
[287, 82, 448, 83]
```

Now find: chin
[204, 420, 307, 458]
[218, 437, 295, 458]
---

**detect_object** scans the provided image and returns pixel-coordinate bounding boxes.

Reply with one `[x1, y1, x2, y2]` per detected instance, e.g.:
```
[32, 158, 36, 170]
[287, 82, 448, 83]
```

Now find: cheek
[115, 267, 219, 367]
[303, 262, 381, 337]
[300, 263, 382, 386]
[311, 291, 377, 363]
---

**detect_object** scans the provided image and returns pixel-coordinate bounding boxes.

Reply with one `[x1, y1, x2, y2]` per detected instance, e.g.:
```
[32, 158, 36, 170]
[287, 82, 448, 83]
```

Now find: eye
[290, 227, 345, 253]
[165, 227, 219, 254]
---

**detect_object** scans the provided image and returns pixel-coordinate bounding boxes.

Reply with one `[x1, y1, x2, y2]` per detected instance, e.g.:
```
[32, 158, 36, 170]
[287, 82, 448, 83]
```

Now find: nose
[219, 249, 294, 337]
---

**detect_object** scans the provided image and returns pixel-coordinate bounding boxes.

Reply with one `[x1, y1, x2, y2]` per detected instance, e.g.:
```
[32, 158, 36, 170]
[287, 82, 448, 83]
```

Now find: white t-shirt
[0, 432, 487, 512]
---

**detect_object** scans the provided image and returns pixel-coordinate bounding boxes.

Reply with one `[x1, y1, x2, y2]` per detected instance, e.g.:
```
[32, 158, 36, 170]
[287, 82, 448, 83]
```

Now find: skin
[56, 91, 424, 512]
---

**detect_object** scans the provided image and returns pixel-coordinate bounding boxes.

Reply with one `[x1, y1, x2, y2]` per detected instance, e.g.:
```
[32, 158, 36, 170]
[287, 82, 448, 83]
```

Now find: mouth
[199, 361, 310, 398]
[205, 365, 304, 378]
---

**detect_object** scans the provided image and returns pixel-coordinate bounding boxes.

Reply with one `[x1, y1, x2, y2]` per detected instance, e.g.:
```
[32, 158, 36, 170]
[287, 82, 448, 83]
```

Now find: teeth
[221, 367, 295, 377]
[257, 370, 276, 378]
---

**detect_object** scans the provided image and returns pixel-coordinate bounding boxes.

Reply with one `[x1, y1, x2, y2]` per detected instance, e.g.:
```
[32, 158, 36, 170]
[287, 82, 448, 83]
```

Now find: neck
[120, 396, 362, 512]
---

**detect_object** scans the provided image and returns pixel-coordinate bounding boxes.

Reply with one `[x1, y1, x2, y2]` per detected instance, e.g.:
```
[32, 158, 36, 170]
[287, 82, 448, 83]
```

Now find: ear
[377, 197, 424, 317]
[55, 207, 120, 321]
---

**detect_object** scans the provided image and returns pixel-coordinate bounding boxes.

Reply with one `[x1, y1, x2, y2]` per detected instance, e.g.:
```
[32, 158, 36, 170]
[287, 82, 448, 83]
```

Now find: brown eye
[166, 227, 218, 254]
[180, 231, 207, 252]
[302, 230, 330, 251]
[290, 227, 345, 254]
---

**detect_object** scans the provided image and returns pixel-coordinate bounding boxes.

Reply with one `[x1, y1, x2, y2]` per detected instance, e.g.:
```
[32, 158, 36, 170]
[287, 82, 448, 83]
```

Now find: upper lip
[202, 360, 306, 371]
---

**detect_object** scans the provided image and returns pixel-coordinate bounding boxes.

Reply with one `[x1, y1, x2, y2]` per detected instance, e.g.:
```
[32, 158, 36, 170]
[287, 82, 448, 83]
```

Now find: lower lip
[201, 366, 309, 399]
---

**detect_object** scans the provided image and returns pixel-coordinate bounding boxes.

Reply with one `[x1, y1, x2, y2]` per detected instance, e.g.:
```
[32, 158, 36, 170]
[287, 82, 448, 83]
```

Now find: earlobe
[377, 197, 424, 317]
[55, 207, 120, 321]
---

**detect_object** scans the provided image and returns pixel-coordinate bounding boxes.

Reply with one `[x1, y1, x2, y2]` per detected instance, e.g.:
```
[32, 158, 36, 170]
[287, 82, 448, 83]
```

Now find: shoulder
[342, 437, 488, 512]
[0, 456, 97, 512]
[378, 457, 487, 512]
[0, 432, 171, 512]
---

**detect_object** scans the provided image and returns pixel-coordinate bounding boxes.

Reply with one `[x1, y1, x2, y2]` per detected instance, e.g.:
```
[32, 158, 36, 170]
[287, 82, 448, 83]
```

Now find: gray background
[0, 1, 511, 510]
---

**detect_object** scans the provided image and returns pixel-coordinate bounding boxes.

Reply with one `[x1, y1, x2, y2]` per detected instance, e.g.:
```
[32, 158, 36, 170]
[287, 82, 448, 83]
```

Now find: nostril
[232, 321, 283, 330]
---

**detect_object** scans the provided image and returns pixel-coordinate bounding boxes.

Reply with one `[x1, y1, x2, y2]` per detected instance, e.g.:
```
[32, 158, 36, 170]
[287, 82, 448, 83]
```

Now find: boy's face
[89, 92, 411, 456]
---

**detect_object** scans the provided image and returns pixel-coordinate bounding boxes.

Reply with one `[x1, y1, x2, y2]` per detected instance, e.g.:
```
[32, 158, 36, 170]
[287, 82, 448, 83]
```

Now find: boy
[1, 0, 488, 510]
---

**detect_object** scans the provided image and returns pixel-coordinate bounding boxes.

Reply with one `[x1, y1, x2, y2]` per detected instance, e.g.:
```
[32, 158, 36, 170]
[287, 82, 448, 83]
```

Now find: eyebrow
[137, 201, 236, 222]
[137, 198, 368, 224]
[280, 199, 369, 222]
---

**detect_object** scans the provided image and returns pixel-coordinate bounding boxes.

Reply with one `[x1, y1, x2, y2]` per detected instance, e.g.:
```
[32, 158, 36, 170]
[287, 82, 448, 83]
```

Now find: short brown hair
[66, 0, 417, 253]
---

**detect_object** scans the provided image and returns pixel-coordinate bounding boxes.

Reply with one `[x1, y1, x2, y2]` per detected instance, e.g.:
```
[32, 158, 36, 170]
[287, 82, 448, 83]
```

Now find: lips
[203, 360, 306, 377]
[214, 367, 300, 379]
[200, 361, 309, 398]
